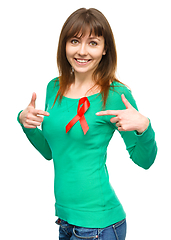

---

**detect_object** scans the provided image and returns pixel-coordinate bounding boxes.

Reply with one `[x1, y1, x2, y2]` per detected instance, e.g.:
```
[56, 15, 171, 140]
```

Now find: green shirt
[17, 78, 157, 228]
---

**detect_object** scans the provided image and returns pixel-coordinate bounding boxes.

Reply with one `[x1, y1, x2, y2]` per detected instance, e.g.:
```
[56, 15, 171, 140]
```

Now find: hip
[56, 218, 127, 240]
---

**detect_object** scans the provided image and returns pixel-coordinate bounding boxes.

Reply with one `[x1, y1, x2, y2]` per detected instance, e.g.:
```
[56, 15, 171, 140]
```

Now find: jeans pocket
[56, 218, 73, 238]
[55, 218, 72, 227]
[113, 219, 127, 240]
[73, 226, 98, 239]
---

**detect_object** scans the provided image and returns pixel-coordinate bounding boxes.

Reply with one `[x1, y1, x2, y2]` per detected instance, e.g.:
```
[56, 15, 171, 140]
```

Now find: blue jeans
[55, 218, 127, 240]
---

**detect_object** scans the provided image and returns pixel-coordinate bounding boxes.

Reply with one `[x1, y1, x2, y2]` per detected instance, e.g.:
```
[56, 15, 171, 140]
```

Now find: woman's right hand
[19, 92, 50, 128]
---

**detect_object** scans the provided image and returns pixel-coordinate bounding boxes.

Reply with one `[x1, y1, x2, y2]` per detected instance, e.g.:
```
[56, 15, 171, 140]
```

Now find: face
[66, 31, 106, 76]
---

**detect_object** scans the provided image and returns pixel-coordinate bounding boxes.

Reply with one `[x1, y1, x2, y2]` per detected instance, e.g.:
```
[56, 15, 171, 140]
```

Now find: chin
[74, 68, 94, 75]
[72, 64, 97, 75]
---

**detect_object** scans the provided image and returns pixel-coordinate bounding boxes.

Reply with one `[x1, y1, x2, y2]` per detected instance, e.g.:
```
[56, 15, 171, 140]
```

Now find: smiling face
[66, 31, 106, 76]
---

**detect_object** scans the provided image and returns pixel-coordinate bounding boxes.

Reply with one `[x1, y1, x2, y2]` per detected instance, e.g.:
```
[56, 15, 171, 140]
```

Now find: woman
[17, 8, 157, 240]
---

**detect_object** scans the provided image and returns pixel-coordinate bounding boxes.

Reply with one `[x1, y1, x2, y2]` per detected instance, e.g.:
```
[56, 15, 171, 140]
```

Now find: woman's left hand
[96, 94, 149, 134]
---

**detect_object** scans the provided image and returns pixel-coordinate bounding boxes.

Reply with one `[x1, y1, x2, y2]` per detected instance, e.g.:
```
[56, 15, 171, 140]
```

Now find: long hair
[53, 8, 123, 108]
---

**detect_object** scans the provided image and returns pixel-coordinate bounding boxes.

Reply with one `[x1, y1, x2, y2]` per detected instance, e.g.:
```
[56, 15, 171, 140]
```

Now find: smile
[74, 58, 92, 65]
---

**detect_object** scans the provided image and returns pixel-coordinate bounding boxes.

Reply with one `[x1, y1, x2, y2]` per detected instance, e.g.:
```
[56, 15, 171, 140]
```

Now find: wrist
[136, 117, 150, 134]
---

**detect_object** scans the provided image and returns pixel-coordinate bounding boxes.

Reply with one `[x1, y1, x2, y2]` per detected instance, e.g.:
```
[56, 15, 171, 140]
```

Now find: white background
[0, 0, 170, 239]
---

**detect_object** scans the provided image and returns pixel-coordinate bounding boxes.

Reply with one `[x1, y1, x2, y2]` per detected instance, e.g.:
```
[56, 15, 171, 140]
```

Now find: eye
[90, 41, 97, 46]
[71, 39, 79, 44]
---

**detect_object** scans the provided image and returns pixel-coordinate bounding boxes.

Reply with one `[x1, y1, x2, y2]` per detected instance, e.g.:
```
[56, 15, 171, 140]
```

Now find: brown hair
[53, 8, 123, 108]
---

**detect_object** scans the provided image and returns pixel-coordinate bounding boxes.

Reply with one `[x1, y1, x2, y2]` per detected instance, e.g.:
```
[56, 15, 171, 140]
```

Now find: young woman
[17, 8, 157, 240]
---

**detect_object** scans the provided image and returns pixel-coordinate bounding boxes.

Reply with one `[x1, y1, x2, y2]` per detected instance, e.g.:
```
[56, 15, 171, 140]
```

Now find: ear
[103, 48, 106, 55]
[103, 46, 107, 55]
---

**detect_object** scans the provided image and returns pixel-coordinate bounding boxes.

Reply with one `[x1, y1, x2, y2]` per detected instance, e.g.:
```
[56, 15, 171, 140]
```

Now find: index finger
[34, 109, 50, 116]
[96, 110, 120, 116]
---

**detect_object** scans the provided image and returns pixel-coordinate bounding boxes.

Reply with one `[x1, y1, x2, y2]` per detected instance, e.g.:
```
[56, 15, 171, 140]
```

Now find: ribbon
[66, 97, 90, 135]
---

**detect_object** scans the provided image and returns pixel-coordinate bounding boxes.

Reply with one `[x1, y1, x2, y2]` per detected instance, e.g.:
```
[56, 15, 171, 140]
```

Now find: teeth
[76, 59, 89, 63]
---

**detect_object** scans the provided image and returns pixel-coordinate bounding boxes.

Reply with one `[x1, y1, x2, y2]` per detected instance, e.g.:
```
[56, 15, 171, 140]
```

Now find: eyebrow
[89, 36, 101, 41]
[73, 35, 101, 41]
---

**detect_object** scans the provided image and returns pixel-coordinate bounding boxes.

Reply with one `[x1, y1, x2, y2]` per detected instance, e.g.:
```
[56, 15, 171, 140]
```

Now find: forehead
[74, 28, 101, 38]
[74, 30, 103, 41]
[66, 22, 104, 40]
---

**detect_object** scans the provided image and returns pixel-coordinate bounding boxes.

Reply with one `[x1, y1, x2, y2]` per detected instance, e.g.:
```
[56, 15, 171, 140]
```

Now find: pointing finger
[96, 110, 119, 116]
[33, 109, 50, 116]
[37, 110, 50, 116]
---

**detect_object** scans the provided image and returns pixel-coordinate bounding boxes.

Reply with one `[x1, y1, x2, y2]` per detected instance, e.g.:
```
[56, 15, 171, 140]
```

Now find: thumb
[29, 92, 36, 108]
[121, 94, 133, 109]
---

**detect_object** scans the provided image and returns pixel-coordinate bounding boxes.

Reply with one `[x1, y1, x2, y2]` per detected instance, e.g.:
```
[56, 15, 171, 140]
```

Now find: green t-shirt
[17, 78, 157, 228]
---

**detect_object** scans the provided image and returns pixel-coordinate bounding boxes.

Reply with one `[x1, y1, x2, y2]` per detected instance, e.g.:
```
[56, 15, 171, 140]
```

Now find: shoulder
[110, 81, 130, 95]
[46, 77, 59, 96]
[47, 77, 59, 91]
[109, 81, 132, 100]
[107, 81, 138, 110]
[45, 77, 60, 103]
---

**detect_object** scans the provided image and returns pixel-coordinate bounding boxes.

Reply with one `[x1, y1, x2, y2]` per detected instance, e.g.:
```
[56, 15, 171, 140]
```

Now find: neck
[64, 71, 100, 98]
[73, 71, 95, 88]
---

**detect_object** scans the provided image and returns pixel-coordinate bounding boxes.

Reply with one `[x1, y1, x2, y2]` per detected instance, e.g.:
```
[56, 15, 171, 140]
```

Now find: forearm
[127, 122, 157, 169]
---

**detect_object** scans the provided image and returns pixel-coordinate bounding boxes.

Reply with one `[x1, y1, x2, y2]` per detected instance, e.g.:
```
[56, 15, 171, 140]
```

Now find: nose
[78, 43, 88, 56]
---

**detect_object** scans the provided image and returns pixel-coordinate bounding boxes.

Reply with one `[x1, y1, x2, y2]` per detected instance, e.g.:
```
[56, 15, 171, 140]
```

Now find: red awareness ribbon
[66, 97, 90, 135]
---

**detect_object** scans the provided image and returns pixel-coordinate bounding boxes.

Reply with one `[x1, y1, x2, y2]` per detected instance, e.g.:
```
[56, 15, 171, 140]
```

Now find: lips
[74, 58, 91, 64]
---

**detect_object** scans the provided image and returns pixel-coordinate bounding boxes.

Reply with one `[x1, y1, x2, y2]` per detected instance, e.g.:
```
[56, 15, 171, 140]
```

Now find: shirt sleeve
[118, 121, 157, 169]
[108, 85, 157, 169]
[17, 85, 52, 161]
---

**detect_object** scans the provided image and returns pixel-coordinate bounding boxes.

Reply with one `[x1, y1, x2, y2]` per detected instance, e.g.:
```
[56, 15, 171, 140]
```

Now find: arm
[17, 92, 52, 160]
[96, 88, 157, 169]
[112, 93, 157, 169]
[118, 121, 157, 169]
